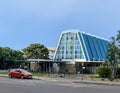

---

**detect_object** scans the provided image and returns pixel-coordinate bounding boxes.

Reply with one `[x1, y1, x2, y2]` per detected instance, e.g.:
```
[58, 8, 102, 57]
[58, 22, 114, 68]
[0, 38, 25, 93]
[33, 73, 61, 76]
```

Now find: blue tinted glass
[79, 33, 88, 60]
[54, 31, 109, 61]
[92, 37, 102, 60]
[101, 40, 106, 59]
[104, 41, 109, 52]
[95, 38, 103, 60]
[99, 40, 105, 59]
[82, 34, 93, 60]
[101, 40, 109, 60]
[87, 36, 98, 60]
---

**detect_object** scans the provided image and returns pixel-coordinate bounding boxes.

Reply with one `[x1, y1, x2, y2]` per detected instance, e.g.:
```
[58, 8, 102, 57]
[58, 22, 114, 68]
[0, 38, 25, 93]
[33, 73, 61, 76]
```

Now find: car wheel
[29, 75, 32, 79]
[21, 75, 24, 79]
[9, 74, 12, 78]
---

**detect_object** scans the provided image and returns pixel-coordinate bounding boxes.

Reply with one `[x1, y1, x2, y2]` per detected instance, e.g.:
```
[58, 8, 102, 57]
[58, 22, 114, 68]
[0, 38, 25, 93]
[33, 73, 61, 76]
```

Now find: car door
[11, 69, 17, 77]
[13, 69, 21, 78]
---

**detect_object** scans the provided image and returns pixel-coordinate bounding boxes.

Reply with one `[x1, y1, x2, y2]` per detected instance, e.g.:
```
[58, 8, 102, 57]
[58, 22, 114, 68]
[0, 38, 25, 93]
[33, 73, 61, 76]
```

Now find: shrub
[97, 66, 112, 78]
[116, 67, 120, 78]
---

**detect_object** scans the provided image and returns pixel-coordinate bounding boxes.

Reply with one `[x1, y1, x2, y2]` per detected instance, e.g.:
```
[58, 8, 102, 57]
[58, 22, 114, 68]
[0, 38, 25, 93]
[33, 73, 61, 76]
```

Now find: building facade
[47, 47, 55, 59]
[53, 29, 109, 73]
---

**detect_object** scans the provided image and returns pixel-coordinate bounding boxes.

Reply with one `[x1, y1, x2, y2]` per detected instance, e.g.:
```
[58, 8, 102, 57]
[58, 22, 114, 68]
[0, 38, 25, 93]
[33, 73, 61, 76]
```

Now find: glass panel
[97, 39, 105, 60]
[83, 34, 93, 61]
[54, 32, 86, 60]
[93, 38, 103, 60]
[100, 40, 106, 60]
[101, 40, 108, 60]
[87, 36, 98, 60]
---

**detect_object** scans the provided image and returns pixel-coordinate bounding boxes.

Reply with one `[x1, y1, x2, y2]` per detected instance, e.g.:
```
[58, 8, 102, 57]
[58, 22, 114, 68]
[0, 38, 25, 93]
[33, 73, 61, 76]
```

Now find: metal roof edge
[62, 29, 109, 42]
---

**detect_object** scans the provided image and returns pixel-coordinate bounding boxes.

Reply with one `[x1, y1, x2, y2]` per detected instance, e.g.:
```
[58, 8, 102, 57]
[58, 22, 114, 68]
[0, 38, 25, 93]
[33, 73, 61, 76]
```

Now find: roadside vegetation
[1, 31, 120, 81]
[0, 43, 49, 70]
[97, 66, 112, 78]
[102, 30, 120, 80]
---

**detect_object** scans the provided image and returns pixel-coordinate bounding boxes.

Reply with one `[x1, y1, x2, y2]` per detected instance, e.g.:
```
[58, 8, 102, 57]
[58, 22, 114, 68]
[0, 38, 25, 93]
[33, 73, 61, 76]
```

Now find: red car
[8, 69, 32, 79]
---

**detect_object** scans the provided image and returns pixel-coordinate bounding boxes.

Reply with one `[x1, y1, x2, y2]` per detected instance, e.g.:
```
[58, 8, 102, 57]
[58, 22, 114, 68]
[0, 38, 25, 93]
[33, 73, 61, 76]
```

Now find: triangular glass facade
[54, 31, 85, 61]
[53, 30, 109, 62]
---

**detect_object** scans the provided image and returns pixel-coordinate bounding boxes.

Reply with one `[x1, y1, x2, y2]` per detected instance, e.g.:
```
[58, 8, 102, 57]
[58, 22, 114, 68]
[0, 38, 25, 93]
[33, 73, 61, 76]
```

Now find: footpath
[0, 74, 120, 86]
[34, 76, 120, 86]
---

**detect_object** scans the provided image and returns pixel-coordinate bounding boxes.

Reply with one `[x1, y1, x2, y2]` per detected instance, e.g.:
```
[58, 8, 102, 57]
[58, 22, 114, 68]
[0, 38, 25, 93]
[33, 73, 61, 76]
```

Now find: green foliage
[97, 66, 112, 78]
[22, 43, 49, 59]
[106, 37, 118, 66]
[0, 47, 24, 61]
[116, 67, 120, 78]
[106, 36, 119, 79]
[0, 47, 24, 69]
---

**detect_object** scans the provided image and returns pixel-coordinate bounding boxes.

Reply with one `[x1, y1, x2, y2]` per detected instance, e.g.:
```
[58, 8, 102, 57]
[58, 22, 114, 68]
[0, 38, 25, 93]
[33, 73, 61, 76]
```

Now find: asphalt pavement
[0, 74, 120, 86]
[0, 77, 120, 93]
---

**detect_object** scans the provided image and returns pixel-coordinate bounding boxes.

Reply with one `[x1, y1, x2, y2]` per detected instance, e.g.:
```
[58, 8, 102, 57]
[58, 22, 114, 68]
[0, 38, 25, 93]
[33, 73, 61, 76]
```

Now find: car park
[8, 69, 32, 79]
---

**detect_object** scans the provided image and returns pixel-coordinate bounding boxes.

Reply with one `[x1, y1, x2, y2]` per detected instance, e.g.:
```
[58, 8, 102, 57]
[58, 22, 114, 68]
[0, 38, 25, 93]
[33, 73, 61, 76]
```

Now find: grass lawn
[0, 70, 100, 78]
[32, 72, 50, 76]
[0, 72, 8, 74]
[85, 74, 100, 78]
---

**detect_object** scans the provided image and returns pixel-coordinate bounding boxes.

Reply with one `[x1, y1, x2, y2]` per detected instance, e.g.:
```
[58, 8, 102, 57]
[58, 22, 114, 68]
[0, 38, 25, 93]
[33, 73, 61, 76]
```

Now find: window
[62, 55, 64, 59]
[75, 55, 77, 58]
[75, 34, 78, 40]
[71, 37, 73, 40]
[70, 51, 73, 54]
[62, 51, 64, 54]
[62, 46, 64, 50]
[75, 50, 77, 54]
[66, 37, 69, 40]
[66, 51, 68, 54]
[70, 46, 73, 49]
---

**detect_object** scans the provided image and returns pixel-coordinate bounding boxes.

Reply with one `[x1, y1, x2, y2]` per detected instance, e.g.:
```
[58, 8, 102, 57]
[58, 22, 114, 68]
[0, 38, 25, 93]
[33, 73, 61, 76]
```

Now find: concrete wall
[60, 63, 76, 73]
[86, 67, 97, 74]
[30, 62, 39, 71]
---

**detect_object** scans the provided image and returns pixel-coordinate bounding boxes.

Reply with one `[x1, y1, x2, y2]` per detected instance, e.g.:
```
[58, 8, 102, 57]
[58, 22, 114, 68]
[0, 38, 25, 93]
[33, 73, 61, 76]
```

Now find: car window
[21, 69, 28, 73]
[14, 69, 20, 72]
[14, 69, 18, 72]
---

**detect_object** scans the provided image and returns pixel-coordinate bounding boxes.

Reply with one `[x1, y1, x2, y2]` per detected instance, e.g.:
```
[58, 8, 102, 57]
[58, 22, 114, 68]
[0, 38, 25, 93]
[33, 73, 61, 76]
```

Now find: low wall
[60, 64, 76, 73]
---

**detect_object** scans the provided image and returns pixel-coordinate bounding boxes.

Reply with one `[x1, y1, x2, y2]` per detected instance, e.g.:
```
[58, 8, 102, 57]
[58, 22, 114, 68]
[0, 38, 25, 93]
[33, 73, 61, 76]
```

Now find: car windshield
[21, 69, 28, 73]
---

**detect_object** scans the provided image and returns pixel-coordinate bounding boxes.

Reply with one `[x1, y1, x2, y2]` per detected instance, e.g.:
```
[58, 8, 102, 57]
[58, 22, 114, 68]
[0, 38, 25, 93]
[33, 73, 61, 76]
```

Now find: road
[0, 77, 120, 93]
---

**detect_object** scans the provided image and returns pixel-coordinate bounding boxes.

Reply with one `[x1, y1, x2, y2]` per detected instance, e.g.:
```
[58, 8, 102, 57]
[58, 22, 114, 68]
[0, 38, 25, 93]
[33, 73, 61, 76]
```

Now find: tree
[22, 43, 49, 59]
[11, 50, 24, 60]
[116, 30, 120, 61]
[106, 37, 119, 80]
[117, 30, 120, 46]
[0, 47, 24, 69]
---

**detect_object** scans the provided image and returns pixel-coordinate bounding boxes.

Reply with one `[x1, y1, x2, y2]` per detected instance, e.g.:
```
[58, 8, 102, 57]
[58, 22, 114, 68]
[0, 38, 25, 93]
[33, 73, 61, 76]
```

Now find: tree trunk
[111, 66, 117, 80]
